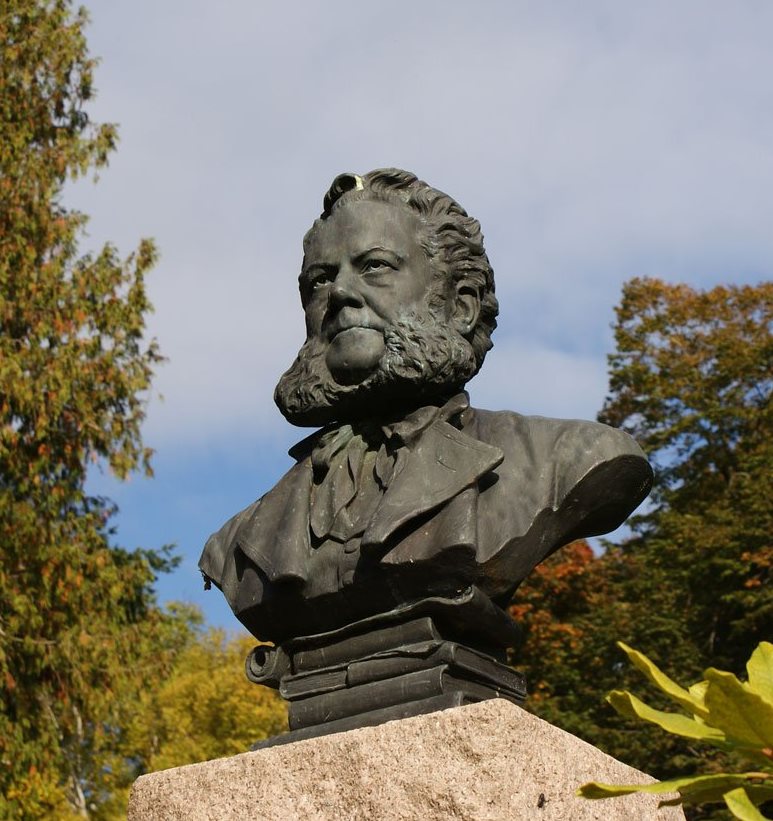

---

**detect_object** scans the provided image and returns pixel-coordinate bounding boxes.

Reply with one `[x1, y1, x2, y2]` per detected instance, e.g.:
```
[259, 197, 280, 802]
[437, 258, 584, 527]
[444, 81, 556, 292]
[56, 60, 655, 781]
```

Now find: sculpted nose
[329, 267, 363, 310]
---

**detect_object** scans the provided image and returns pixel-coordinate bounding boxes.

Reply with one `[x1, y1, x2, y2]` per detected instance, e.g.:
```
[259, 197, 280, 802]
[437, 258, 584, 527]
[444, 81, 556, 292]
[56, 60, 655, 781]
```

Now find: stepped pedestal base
[248, 588, 526, 739]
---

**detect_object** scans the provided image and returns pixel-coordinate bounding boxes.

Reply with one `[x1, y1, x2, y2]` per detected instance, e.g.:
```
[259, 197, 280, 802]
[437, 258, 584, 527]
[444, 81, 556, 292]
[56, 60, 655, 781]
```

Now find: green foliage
[124, 630, 287, 778]
[511, 278, 771, 820]
[724, 789, 769, 821]
[578, 642, 773, 819]
[0, 2, 194, 817]
[599, 277, 772, 674]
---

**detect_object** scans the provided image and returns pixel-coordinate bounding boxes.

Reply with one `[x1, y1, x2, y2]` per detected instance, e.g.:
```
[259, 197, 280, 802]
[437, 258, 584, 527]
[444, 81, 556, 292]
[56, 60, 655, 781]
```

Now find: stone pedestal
[128, 700, 685, 820]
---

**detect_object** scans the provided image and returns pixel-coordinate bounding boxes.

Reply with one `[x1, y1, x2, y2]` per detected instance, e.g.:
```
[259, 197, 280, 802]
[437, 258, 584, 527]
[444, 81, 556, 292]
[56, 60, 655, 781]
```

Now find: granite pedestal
[128, 699, 684, 820]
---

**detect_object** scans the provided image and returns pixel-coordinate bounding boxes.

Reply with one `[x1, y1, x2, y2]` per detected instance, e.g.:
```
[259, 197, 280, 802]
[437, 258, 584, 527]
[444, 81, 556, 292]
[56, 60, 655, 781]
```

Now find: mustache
[324, 310, 383, 341]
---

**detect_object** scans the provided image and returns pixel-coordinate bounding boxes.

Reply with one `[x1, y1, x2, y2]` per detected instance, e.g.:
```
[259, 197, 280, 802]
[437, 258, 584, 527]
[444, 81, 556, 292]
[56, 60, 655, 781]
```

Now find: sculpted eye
[307, 268, 334, 290]
[362, 258, 394, 273]
[300, 267, 335, 305]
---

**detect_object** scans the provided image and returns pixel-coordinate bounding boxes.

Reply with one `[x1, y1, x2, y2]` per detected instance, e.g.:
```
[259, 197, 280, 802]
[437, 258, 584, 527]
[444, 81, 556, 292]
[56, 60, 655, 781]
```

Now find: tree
[512, 541, 699, 786]
[0, 3, 191, 817]
[511, 278, 771, 819]
[510, 541, 596, 712]
[124, 630, 287, 781]
[599, 277, 772, 676]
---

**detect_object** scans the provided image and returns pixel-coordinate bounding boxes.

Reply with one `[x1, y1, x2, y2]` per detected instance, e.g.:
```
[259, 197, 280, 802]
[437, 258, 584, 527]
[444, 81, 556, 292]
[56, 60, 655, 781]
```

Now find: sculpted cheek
[303, 300, 326, 335]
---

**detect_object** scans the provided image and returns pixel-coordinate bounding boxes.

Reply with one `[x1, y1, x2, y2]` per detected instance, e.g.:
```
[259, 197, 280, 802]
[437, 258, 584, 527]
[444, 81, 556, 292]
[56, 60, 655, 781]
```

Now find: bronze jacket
[199, 400, 652, 643]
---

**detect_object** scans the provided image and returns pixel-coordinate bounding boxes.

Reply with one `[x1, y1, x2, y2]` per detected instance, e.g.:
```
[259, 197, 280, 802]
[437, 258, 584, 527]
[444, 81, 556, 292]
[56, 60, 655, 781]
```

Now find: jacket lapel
[362, 420, 503, 548]
[210, 414, 504, 590]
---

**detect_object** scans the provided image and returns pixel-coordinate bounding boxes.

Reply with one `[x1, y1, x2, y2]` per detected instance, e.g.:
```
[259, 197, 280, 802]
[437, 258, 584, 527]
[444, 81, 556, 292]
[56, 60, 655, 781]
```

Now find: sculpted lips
[325, 310, 383, 341]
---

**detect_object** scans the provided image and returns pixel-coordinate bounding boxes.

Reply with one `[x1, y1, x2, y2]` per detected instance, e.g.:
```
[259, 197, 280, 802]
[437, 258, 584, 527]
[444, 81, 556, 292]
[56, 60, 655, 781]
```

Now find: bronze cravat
[309, 394, 469, 543]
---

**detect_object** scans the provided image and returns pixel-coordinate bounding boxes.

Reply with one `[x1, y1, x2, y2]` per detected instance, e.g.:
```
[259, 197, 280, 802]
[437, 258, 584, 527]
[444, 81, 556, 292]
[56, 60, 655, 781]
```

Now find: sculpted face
[300, 200, 438, 385]
[275, 194, 480, 426]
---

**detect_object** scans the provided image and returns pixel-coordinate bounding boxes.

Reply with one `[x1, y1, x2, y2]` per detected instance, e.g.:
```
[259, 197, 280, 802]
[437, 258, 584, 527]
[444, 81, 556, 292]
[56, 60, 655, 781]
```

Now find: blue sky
[70, 0, 773, 629]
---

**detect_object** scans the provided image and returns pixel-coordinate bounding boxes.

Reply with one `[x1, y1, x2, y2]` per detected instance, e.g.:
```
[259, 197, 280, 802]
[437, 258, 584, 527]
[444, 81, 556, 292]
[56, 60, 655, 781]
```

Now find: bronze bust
[199, 169, 652, 742]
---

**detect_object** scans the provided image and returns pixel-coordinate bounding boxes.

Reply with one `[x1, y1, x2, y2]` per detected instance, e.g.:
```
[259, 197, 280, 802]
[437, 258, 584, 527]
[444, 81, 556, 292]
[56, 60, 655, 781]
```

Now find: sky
[69, 0, 773, 629]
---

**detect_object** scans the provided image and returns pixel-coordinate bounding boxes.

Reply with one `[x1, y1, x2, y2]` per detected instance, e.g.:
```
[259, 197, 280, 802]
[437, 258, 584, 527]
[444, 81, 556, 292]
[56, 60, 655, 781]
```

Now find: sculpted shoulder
[199, 497, 262, 592]
[469, 406, 650, 484]
[466, 407, 653, 574]
[199, 457, 314, 593]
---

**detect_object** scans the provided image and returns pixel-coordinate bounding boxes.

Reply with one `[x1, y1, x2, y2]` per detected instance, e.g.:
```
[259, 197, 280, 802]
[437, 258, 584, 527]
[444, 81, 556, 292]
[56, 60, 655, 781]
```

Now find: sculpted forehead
[304, 199, 428, 263]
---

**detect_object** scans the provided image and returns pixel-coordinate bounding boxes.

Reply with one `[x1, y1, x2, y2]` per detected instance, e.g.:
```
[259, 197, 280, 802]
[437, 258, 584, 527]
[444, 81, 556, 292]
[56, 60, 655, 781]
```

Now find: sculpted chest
[200, 407, 652, 643]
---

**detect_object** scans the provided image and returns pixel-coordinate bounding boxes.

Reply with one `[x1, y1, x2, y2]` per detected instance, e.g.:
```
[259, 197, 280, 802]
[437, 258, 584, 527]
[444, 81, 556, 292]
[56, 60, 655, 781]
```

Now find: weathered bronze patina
[199, 169, 653, 744]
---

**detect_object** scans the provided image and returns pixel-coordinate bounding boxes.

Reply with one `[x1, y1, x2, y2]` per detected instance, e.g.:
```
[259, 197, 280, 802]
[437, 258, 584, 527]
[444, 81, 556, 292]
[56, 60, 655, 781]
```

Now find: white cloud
[66, 0, 773, 450]
[468, 340, 609, 421]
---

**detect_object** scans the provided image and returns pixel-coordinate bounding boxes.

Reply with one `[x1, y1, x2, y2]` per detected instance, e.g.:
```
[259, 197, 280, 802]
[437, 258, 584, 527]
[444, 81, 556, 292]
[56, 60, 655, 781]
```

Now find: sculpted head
[275, 169, 499, 426]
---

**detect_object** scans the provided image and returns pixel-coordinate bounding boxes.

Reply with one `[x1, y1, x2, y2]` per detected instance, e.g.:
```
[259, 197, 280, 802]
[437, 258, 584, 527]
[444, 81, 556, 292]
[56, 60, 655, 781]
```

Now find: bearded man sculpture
[199, 169, 653, 742]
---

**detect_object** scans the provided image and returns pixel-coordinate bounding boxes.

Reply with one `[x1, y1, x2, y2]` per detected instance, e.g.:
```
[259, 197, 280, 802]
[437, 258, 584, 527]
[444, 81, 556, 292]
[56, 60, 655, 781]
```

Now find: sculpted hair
[305, 168, 499, 373]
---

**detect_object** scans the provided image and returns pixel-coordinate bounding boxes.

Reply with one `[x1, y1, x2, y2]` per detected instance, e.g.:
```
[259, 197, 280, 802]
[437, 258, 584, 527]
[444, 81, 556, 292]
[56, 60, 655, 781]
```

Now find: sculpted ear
[452, 282, 481, 337]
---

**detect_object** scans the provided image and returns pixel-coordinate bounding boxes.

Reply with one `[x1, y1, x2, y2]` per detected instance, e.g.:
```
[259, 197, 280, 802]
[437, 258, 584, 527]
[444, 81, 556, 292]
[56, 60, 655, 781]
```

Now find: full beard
[274, 310, 478, 427]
